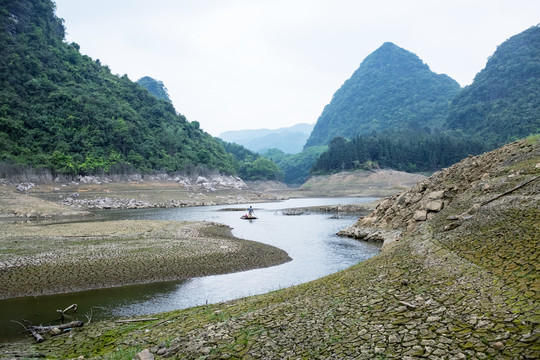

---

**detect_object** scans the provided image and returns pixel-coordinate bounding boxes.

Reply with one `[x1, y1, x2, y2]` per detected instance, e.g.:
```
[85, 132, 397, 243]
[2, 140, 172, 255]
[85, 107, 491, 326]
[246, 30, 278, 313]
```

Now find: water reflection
[0, 198, 380, 341]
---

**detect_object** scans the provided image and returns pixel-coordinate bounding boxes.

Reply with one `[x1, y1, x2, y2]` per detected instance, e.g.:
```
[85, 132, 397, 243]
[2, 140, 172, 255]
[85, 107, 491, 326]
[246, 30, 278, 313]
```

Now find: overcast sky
[53, 0, 539, 136]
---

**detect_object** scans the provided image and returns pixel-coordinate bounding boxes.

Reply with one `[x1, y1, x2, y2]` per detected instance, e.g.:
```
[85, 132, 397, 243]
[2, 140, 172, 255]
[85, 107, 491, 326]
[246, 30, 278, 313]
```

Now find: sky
[53, 0, 540, 137]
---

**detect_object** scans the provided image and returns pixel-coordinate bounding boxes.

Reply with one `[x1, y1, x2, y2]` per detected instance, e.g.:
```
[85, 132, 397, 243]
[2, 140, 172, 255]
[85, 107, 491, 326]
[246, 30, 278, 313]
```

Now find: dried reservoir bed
[0, 220, 291, 299]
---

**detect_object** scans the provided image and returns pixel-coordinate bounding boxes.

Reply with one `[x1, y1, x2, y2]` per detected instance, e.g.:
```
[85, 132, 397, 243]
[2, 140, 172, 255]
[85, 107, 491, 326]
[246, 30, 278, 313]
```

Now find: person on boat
[247, 205, 255, 217]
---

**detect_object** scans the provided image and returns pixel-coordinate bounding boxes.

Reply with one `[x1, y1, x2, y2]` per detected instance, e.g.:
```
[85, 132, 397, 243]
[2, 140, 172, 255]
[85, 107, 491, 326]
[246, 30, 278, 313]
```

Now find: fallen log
[29, 327, 45, 343]
[29, 320, 84, 334]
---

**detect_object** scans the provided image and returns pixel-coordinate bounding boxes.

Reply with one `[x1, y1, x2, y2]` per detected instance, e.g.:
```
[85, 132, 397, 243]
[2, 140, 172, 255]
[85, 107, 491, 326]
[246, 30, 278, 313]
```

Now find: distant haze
[220, 123, 314, 154]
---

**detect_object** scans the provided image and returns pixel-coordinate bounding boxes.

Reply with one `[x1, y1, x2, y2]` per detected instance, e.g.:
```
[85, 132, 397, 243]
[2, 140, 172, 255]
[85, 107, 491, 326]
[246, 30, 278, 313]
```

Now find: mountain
[136, 76, 171, 102]
[220, 123, 314, 154]
[0, 0, 235, 175]
[446, 25, 540, 146]
[304, 42, 461, 148]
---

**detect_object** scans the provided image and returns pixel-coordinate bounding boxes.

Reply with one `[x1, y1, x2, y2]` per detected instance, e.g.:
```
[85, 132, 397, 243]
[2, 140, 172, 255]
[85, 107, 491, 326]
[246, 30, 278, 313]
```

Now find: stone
[424, 200, 444, 212]
[427, 190, 445, 200]
[135, 349, 154, 360]
[414, 210, 428, 221]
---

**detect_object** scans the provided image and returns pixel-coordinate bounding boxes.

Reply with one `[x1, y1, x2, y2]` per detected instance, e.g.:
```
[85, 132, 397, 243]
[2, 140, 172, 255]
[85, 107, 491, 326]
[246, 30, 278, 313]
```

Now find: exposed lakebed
[0, 197, 381, 341]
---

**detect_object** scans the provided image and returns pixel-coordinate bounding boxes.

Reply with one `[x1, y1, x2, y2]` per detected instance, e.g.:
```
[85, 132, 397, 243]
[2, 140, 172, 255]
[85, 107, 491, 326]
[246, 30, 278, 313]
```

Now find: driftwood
[29, 320, 84, 334]
[56, 303, 78, 321]
[21, 321, 84, 342]
[481, 174, 540, 206]
[29, 327, 45, 343]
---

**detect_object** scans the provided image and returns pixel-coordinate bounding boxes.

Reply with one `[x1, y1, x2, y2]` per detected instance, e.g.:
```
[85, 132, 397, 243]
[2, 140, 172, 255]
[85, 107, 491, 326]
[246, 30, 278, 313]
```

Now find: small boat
[241, 214, 258, 220]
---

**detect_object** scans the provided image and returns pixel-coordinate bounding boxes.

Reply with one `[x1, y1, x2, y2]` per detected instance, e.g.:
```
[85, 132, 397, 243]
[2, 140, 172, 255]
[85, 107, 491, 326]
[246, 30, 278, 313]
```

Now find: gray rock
[134, 349, 154, 360]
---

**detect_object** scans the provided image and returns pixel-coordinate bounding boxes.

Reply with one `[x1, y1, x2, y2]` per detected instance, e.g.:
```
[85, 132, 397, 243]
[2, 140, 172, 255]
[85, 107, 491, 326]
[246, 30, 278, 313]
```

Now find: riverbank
[2, 138, 537, 359]
[0, 220, 291, 300]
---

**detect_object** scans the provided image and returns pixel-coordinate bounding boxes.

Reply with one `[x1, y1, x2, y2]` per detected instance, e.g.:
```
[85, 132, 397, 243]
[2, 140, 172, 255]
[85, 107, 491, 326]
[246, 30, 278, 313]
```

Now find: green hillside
[136, 76, 172, 103]
[446, 25, 540, 146]
[304, 42, 461, 148]
[0, 0, 235, 175]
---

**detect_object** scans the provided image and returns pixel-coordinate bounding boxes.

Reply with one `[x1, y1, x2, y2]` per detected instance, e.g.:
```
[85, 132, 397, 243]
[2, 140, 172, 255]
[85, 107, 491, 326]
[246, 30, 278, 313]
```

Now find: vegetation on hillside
[264, 146, 326, 185]
[219, 141, 284, 181]
[311, 130, 487, 174]
[304, 42, 461, 148]
[136, 76, 171, 102]
[446, 25, 540, 147]
[0, 0, 236, 176]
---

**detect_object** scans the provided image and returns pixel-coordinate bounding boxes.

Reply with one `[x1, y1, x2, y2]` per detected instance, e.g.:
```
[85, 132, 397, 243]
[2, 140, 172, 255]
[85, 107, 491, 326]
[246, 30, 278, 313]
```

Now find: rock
[16, 182, 34, 192]
[413, 210, 427, 221]
[491, 341, 504, 350]
[427, 190, 445, 200]
[135, 349, 154, 360]
[50, 327, 62, 335]
[196, 176, 209, 184]
[424, 200, 444, 212]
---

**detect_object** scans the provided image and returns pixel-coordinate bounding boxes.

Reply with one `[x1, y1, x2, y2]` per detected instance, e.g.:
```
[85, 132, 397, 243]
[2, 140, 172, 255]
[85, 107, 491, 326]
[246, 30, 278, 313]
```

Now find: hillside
[446, 25, 540, 146]
[0, 0, 235, 175]
[220, 123, 314, 154]
[7, 140, 538, 359]
[136, 76, 172, 102]
[304, 42, 461, 148]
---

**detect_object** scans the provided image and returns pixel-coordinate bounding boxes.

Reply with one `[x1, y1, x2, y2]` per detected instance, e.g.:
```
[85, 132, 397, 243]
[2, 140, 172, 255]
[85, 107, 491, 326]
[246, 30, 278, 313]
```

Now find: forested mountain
[220, 123, 314, 154]
[136, 76, 171, 102]
[446, 25, 540, 146]
[0, 0, 235, 175]
[264, 146, 326, 185]
[218, 140, 284, 181]
[304, 42, 461, 148]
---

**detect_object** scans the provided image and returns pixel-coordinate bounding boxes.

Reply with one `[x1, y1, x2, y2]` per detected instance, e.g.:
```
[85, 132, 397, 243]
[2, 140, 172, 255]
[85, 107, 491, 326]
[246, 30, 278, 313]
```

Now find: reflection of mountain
[220, 123, 314, 154]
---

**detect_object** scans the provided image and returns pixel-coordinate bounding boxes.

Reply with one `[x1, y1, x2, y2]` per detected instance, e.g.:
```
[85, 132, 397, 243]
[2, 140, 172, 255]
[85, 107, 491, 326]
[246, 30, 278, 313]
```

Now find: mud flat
[0, 220, 290, 300]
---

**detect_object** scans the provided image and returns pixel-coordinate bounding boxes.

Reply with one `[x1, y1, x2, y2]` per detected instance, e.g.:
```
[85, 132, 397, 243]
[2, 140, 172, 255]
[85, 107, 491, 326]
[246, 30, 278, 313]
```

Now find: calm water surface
[0, 197, 381, 341]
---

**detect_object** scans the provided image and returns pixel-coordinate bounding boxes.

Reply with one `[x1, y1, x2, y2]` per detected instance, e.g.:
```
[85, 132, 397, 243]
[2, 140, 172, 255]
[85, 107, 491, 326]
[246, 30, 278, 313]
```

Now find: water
[0, 197, 381, 341]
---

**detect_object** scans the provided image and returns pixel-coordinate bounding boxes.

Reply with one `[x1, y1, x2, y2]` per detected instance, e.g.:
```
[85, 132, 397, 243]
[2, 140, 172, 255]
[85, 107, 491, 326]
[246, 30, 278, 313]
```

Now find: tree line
[311, 131, 488, 174]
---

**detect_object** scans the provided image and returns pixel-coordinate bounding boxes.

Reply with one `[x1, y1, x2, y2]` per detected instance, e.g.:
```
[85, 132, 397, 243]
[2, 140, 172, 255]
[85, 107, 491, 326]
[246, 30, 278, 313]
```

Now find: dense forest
[264, 146, 326, 185]
[310, 131, 487, 174]
[219, 140, 284, 181]
[446, 25, 540, 147]
[304, 42, 461, 148]
[0, 0, 238, 176]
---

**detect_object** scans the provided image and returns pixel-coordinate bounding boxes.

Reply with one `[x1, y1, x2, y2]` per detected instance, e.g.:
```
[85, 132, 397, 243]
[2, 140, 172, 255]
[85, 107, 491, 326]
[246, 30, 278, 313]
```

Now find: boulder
[16, 182, 34, 191]
[427, 190, 445, 200]
[424, 200, 444, 212]
[413, 210, 428, 221]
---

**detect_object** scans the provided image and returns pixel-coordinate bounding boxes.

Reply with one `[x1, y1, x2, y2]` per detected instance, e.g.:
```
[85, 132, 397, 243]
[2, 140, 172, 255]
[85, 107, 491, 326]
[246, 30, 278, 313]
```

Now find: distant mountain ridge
[446, 25, 540, 146]
[220, 123, 314, 154]
[304, 42, 461, 148]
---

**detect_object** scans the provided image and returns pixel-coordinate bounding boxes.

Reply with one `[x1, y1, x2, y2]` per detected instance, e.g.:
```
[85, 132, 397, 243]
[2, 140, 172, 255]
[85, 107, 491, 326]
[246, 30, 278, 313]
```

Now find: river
[0, 197, 381, 341]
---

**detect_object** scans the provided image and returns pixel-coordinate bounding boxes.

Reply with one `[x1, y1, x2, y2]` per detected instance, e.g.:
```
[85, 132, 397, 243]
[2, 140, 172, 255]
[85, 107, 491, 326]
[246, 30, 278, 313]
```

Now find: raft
[241, 215, 258, 220]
